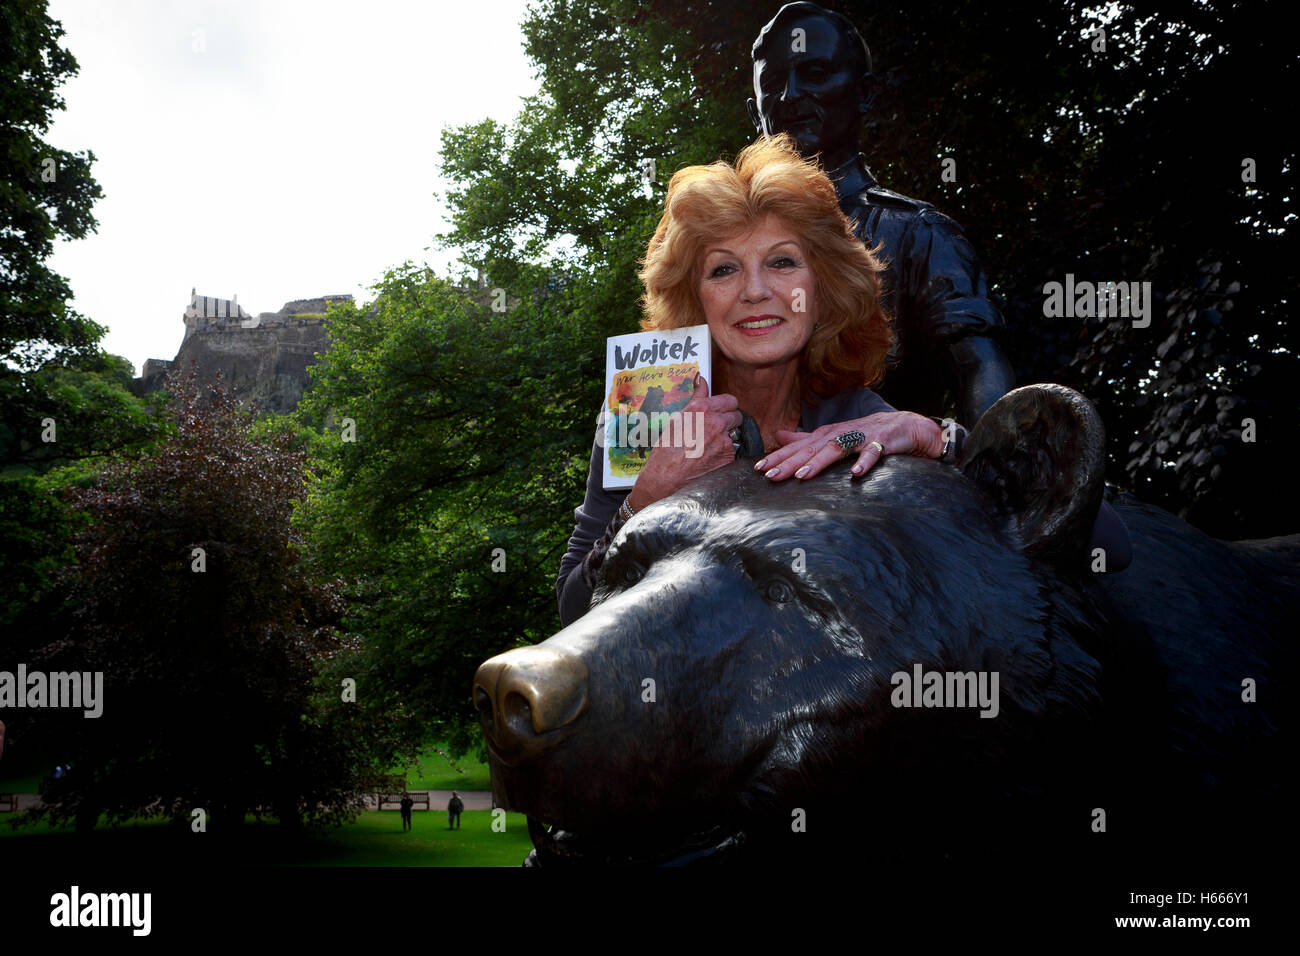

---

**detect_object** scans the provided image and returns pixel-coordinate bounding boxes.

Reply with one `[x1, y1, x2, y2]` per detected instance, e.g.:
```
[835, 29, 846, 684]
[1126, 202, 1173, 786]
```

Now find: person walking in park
[448, 791, 464, 830]
[399, 792, 414, 832]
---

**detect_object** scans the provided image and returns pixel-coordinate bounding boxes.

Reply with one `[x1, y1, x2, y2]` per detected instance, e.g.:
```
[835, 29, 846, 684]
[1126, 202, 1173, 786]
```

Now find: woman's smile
[735, 314, 786, 334]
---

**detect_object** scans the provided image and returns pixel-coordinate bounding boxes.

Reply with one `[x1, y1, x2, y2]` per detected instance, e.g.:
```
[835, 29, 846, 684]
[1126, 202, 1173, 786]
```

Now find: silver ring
[728, 426, 742, 444]
[832, 430, 867, 455]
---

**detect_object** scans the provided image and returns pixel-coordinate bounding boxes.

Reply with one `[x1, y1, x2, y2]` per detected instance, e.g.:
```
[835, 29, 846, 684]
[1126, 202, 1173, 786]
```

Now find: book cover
[601, 324, 711, 490]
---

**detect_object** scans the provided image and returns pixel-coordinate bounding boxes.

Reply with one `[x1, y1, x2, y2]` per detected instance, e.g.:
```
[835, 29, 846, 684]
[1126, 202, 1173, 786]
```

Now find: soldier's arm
[948, 336, 1015, 428]
[901, 211, 1015, 426]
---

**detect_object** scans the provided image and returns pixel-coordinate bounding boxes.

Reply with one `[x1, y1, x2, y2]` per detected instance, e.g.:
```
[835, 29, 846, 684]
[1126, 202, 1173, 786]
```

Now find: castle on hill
[140, 289, 354, 414]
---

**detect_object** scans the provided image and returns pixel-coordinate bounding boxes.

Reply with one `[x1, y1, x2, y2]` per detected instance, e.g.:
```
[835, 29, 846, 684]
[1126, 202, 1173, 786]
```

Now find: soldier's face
[751, 16, 863, 161]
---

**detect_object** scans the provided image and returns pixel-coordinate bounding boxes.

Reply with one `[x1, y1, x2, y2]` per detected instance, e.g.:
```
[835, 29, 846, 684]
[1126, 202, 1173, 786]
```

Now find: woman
[557, 135, 950, 626]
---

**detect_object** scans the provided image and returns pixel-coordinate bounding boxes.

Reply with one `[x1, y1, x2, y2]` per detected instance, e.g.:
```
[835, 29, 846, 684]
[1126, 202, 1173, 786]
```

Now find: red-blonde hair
[639, 134, 891, 400]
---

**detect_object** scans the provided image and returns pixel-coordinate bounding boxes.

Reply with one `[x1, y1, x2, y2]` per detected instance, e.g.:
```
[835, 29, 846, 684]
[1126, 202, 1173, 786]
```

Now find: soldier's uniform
[831, 154, 1013, 426]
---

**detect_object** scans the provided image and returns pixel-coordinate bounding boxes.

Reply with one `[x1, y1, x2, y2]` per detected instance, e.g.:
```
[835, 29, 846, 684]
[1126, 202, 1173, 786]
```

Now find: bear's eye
[760, 578, 796, 605]
[620, 563, 645, 586]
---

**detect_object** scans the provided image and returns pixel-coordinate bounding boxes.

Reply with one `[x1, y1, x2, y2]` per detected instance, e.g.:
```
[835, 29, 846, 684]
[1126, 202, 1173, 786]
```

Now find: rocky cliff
[167, 320, 330, 414]
[139, 292, 348, 414]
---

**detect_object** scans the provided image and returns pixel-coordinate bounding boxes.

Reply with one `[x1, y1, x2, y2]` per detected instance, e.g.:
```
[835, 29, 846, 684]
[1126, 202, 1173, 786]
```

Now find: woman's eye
[762, 579, 795, 604]
[709, 263, 736, 278]
[769, 257, 797, 269]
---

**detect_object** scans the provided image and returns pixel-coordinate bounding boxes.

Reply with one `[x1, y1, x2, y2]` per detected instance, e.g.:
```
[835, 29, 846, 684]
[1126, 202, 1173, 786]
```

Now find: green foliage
[394, 740, 491, 791]
[0, 0, 106, 369]
[17, 370, 392, 833]
[296, 267, 594, 755]
[0, 473, 78, 637]
[0, 353, 167, 709]
[0, 351, 166, 474]
[0, 4, 153, 679]
[439, 0, 751, 293]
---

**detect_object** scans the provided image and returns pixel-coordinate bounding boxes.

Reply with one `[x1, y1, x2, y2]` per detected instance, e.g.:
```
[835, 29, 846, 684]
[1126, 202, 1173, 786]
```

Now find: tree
[1, 4, 188, 794]
[295, 270, 592, 755]
[0, 350, 165, 474]
[0, 0, 105, 369]
[22, 370, 385, 834]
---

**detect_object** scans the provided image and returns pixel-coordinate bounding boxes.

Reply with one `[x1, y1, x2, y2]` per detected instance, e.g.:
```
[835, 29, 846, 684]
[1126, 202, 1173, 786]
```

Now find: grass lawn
[0, 809, 532, 866]
[0, 767, 44, 793]
[0, 741, 55, 793]
[282, 809, 531, 866]
[393, 741, 491, 791]
[0, 737, 510, 864]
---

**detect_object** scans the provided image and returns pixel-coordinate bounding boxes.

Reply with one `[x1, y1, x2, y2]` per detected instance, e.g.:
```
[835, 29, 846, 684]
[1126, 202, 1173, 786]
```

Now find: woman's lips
[735, 316, 784, 336]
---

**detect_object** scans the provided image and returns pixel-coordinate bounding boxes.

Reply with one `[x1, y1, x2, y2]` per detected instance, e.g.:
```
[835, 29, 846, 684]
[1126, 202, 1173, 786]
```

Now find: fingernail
[852, 464, 863, 475]
[754, 458, 768, 470]
[765, 467, 780, 479]
[795, 465, 810, 478]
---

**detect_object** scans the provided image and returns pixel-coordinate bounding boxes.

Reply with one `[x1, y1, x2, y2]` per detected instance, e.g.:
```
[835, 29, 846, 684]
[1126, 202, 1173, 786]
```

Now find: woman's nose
[741, 267, 772, 303]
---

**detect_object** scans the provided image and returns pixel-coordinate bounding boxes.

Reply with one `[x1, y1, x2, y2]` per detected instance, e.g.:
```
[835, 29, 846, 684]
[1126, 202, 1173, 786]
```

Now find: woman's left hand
[755, 412, 946, 482]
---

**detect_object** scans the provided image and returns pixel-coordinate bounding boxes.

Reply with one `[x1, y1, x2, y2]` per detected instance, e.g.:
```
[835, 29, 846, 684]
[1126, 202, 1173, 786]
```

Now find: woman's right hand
[626, 376, 743, 513]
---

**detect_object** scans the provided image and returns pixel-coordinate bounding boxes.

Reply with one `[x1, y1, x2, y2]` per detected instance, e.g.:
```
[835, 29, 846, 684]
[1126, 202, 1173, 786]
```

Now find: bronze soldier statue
[748, 2, 1015, 426]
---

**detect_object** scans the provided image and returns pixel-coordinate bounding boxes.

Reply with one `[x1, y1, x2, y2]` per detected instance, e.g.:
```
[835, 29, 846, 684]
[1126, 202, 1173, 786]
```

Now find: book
[601, 324, 711, 490]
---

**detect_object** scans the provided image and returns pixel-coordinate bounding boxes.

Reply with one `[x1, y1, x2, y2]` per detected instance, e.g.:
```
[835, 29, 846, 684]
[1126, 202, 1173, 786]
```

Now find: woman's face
[697, 214, 818, 373]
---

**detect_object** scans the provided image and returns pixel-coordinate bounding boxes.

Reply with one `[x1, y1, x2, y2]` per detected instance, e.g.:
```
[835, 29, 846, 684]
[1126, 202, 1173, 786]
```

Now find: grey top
[556, 387, 895, 626]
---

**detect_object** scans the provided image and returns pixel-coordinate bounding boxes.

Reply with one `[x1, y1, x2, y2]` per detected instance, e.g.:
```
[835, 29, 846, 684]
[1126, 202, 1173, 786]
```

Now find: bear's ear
[960, 384, 1106, 564]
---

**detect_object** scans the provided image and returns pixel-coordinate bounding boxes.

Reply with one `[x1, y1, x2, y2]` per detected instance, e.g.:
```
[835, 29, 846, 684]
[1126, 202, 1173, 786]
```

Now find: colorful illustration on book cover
[605, 363, 697, 478]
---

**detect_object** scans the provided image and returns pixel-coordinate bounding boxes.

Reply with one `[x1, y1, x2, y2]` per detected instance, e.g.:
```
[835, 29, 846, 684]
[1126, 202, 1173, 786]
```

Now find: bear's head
[475, 385, 1125, 864]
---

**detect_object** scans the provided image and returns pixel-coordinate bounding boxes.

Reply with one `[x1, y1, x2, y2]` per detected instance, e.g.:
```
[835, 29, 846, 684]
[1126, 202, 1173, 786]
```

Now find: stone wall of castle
[139, 293, 352, 413]
[167, 321, 331, 414]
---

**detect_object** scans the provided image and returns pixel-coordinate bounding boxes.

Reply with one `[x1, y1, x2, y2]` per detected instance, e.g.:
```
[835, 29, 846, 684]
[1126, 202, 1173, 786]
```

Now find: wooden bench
[377, 791, 430, 811]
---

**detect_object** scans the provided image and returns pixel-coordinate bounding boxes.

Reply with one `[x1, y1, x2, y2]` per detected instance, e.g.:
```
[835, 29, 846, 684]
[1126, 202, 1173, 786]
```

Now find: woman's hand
[755, 411, 945, 482]
[626, 376, 744, 512]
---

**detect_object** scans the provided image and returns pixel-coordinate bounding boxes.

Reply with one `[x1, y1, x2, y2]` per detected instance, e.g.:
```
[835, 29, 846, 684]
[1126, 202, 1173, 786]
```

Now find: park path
[421, 789, 492, 810]
[376, 790, 493, 811]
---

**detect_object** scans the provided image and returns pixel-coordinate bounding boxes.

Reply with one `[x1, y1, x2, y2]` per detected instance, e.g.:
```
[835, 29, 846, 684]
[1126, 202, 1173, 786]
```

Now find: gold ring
[868, 440, 885, 456]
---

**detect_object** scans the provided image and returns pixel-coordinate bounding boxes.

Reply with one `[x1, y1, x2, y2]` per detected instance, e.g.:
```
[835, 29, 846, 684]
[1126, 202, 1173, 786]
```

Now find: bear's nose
[474, 647, 588, 753]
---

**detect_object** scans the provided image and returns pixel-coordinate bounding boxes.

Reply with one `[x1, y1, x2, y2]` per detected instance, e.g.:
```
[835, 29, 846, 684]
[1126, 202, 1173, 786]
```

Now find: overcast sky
[44, 0, 541, 375]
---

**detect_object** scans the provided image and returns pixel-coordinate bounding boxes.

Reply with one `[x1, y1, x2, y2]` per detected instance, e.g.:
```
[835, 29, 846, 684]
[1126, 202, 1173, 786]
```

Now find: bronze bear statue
[475, 386, 1292, 870]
